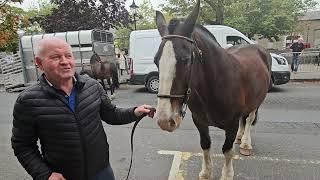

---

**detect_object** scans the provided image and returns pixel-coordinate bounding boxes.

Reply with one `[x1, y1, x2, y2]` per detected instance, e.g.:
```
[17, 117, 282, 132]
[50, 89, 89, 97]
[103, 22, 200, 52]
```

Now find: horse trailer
[2, 29, 117, 91]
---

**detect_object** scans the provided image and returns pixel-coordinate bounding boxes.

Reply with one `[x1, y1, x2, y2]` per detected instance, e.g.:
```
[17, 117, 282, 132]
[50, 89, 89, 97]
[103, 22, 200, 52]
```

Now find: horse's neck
[191, 27, 233, 91]
[193, 27, 227, 71]
[193, 27, 222, 54]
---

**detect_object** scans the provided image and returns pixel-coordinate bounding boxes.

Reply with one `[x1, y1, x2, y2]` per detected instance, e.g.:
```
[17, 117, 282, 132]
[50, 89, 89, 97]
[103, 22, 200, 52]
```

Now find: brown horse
[80, 53, 119, 98]
[153, 0, 271, 179]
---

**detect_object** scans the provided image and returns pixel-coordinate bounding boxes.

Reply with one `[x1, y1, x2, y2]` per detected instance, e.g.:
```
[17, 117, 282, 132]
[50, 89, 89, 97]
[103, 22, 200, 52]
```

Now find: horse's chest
[189, 99, 231, 129]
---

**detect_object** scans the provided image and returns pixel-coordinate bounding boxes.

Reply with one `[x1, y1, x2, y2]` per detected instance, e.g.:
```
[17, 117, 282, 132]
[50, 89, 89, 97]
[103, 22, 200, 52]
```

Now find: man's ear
[35, 57, 44, 70]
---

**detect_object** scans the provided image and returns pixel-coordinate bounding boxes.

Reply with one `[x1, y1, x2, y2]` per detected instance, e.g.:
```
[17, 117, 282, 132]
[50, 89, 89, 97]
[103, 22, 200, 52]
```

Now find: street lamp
[129, 0, 139, 30]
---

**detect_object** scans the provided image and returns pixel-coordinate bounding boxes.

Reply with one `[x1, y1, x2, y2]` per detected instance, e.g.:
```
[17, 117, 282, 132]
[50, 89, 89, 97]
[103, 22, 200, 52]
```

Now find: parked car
[128, 25, 291, 93]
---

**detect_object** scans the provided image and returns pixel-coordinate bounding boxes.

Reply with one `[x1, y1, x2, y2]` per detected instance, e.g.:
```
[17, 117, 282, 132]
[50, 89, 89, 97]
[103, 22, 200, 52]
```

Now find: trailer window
[101, 32, 106, 42]
[93, 31, 101, 42]
[107, 33, 114, 43]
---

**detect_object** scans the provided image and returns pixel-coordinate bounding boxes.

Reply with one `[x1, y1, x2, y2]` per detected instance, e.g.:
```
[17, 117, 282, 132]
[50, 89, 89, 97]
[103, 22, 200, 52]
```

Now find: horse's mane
[168, 18, 184, 34]
[194, 24, 220, 47]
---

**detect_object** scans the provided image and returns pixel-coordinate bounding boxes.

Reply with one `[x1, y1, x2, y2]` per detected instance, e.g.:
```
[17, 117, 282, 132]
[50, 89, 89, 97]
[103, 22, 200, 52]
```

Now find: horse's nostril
[169, 119, 176, 127]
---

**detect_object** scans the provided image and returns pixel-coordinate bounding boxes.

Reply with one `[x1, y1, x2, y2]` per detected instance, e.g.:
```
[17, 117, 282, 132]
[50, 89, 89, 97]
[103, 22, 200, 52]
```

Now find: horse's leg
[107, 78, 113, 95]
[193, 114, 212, 180]
[107, 78, 115, 100]
[235, 116, 245, 144]
[239, 109, 257, 156]
[221, 123, 238, 180]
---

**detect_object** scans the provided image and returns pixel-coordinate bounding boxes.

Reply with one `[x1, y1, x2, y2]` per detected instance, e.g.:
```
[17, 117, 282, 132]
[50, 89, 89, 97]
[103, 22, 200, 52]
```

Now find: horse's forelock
[168, 18, 185, 34]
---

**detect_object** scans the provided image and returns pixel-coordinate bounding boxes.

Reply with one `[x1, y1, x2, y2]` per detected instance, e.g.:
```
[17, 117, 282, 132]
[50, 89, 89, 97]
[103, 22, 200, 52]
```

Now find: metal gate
[0, 53, 25, 91]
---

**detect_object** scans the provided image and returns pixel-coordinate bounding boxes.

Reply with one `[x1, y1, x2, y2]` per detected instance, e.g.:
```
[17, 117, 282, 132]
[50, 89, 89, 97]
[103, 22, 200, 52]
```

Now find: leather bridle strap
[157, 94, 185, 98]
[162, 35, 194, 43]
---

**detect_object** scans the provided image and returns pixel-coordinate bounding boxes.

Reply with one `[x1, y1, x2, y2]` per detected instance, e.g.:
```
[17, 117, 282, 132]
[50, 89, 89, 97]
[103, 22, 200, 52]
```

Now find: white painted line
[158, 150, 182, 180]
[192, 152, 320, 165]
[158, 150, 320, 180]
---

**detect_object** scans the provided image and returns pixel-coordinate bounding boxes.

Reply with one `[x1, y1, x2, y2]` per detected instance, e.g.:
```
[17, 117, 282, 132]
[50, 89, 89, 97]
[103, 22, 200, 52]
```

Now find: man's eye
[51, 56, 60, 60]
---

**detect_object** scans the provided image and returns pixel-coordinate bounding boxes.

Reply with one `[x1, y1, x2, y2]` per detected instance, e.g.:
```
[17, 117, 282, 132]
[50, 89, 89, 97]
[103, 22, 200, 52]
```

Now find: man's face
[36, 41, 75, 82]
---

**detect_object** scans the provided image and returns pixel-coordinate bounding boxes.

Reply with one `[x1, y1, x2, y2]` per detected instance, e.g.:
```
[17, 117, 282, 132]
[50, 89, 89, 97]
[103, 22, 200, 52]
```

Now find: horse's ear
[181, 0, 200, 37]
[156, 11, 168, 37]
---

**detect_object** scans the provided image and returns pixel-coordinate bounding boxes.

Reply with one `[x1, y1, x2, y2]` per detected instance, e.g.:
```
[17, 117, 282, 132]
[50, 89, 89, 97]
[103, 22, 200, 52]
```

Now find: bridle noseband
[157, 34, 201, 118]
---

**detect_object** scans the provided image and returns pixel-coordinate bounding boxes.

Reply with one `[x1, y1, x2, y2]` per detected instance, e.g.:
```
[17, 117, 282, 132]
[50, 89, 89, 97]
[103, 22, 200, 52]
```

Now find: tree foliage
[160, 0, 234, 24]
[115, 0, 159, 51]
[36, 0, 131, 33]
[0, 0, 23, 7]
[0, 0, 56, 52]
[161, 0, 318, 41]
[135, 0, 157, 30]
[0, 5, 28, 52]
[224, 0, 318, 41]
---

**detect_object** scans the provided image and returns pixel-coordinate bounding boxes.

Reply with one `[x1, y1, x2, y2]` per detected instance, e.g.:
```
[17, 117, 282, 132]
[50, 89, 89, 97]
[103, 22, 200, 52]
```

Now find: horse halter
[93, 53, 103, 63]
[157, 34, 199, 118]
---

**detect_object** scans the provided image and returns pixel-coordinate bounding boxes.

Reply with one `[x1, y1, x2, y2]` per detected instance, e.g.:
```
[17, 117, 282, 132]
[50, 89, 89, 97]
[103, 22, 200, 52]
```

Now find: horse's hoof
[234, 138, 241, 144]
[199, 170, 212, 180]
[199, 170, 211, 180]
[239, 147, 252, 156]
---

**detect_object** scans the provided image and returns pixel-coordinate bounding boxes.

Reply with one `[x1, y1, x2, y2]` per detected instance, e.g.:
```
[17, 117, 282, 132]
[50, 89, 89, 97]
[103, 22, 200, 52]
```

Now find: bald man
[11, 37, 154, 180]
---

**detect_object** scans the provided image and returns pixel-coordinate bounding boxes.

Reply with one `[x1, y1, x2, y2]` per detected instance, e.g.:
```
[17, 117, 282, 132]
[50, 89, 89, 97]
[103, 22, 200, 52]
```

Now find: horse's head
[90, 53, 103, 64]
[154, 0, 200, 132]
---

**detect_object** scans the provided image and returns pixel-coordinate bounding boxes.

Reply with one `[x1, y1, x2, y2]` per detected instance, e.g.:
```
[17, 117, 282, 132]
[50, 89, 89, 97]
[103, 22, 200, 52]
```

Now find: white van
[129, 25, 290, 93]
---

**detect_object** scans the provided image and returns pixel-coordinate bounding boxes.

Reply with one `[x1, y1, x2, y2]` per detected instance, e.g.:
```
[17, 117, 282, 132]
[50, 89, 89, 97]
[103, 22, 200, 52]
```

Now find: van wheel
[146, 75, 159, 93]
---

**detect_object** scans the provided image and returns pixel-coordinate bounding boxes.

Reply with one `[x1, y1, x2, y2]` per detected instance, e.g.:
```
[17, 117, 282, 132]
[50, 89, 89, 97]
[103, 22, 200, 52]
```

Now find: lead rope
[126, 108, 156, 180]
[125, 117, 142, 180]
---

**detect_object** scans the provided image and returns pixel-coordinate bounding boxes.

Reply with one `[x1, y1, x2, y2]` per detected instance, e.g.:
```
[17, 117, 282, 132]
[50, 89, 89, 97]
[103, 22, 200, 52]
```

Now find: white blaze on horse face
[156, 41, 179, 131]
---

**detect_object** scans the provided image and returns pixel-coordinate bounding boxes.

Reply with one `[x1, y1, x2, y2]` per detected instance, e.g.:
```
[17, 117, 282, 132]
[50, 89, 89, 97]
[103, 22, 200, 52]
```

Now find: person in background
[11, 37, 154, 180]
[290, 37, 305, 72]
[117, 52, 127, 76]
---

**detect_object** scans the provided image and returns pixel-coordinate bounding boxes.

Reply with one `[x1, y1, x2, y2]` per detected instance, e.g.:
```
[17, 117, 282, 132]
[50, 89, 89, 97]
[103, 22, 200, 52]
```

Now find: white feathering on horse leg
[240, 110, 256, 155]
[199, 149, 213, 180]
[235, 118, 244, 144]
[220, 149, 234, 180]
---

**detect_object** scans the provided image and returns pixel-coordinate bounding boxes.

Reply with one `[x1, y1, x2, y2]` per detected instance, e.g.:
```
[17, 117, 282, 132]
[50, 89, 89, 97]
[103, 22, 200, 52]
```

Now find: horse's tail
[111, 63, 120, 89]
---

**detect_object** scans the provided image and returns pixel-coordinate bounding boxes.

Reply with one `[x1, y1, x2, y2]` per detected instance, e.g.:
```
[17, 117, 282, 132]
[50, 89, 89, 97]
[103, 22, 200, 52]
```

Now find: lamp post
[129, 0, 139, 30]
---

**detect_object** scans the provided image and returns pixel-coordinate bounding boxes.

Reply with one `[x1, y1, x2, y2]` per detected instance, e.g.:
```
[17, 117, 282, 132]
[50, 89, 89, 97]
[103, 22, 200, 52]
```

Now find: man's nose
[60, 56, 69, 64]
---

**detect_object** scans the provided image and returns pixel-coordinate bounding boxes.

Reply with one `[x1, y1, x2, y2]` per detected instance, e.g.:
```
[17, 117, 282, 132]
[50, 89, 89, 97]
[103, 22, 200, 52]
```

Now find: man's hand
[134, 104, 156, 118]
[48, 172, 66, 180]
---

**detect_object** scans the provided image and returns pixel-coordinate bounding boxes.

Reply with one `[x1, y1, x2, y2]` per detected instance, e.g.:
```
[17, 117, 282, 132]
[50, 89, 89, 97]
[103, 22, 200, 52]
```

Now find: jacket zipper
[56, 94, 88, 179]
[73, 96, 88, 179]
[73, 113, 88, 179]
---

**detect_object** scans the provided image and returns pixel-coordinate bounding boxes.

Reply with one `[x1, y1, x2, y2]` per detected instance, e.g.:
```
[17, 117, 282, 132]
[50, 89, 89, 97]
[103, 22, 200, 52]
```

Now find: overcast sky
[14, 0, 166, 11]
[12, 0, 320, 11]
